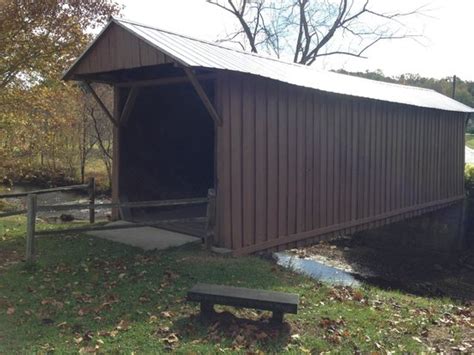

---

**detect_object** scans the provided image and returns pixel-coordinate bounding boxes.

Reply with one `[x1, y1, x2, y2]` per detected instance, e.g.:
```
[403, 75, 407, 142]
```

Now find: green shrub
[466, 164, 474, 199]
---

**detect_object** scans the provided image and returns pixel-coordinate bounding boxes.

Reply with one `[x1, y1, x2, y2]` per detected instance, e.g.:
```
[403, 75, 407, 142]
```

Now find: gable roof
[64, 17, 474, 113]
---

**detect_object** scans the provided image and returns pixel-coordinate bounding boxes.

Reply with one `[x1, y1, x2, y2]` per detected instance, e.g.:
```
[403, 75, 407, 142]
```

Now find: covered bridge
[64, 18, 473, 255]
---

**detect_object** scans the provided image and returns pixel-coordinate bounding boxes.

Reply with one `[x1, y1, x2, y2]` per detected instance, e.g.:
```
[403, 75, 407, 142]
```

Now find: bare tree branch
[209, 0, 425, 65]
[207, 0, 259, 52]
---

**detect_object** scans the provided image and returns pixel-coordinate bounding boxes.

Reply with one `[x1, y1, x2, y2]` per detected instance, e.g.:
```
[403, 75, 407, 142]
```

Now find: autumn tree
[208, 0, 423, 64]
[0, 0, 120, 186]
[0, 0, 121, 88]
[80, 84, 114, 187]
[0, 82, 81, 175]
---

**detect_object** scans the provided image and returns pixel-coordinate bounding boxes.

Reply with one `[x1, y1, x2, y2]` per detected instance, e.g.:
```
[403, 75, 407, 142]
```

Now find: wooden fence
[0, 178, 96, 222]
[0, 180, 215, 262]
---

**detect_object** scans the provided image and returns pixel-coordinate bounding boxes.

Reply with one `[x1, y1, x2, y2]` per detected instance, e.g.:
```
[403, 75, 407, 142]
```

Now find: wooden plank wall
[74, 23, 174, 76]
[215, 72, 465, 255]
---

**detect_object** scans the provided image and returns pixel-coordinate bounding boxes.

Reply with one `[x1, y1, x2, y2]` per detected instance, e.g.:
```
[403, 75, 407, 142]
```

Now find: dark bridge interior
[119, 80, 215, 228]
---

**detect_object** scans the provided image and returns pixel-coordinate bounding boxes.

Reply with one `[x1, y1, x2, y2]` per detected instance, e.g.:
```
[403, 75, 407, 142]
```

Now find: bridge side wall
[214, 71, 466, 254]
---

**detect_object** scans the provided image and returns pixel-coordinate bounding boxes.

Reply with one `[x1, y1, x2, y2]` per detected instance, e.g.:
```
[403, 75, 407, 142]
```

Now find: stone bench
[186, 283, 299, 323]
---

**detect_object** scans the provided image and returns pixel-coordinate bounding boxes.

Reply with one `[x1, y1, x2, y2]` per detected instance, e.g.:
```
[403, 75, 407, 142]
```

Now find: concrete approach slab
[87, 221, 201, 251]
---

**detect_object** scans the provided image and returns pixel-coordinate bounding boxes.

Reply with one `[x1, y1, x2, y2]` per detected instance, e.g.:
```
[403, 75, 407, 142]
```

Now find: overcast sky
[117, 0, 474, 80]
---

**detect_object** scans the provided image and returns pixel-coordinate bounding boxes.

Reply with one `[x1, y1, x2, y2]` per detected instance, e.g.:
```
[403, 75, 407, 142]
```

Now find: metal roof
[66, 17, 474, 113]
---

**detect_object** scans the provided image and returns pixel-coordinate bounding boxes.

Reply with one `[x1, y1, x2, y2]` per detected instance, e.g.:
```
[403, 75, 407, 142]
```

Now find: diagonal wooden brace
[120, 86, 140, 126]
[183, 67, 222, 126]
[83, 81, 118, 127]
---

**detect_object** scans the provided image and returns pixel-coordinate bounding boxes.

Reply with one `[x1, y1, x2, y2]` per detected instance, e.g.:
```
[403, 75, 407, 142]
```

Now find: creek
[0, 183, 111, 220]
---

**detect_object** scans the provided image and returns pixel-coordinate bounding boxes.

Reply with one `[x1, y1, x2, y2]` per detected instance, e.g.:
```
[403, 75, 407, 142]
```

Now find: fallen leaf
[110, 330, 118, 338]
[160, 311, 173, 318]
[162, 333, 179, 346]
[79, 346, 99, 354]
[6, 307, 15, 315]
[116, 320, 130, 331]
[78, 308, 88, 316]
[154, 326, 171, 337]
[290, 334, 301, 342]
[139, 296, 150, 304]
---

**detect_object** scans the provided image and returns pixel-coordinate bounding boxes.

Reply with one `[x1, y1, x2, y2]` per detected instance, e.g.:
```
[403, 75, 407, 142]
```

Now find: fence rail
[0, 180, 216, 262]
[0, 196, 208, 218]
[0, 183, 90, 199]
[0, 178, 96, 223]
[35, 217, 207, 236]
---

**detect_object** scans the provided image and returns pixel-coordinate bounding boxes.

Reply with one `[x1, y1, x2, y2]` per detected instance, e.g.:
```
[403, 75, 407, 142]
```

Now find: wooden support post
[271, 311, 284, 323]
[200, 302, 215, 317]
[205, 188, 216, 249]
[111, 86, 121, 221]
[88, 177, 96, 224]
[25, 194, 37, 262]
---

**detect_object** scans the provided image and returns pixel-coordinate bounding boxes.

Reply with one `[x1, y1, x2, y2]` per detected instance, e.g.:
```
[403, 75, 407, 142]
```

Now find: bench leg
[271, 311, 284, 323]
[200, 302, 215, 317]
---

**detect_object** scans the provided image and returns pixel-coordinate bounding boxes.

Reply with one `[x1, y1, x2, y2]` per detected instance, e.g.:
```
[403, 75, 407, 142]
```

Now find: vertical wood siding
[216, 72, 465, 254]
[74, 23, 174, 76]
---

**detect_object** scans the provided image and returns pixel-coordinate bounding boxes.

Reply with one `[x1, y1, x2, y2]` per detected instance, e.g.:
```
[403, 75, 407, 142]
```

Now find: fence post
[205, 188, 216, 249]
[25, 194, 37, 262]
[88, 177, 95, 224]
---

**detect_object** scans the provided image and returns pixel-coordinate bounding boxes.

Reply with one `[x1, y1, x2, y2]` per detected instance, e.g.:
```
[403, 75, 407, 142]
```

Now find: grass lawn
[84, 156, 110, 194]
[467, 134, 474, 149]
[0, 217, 472, 353]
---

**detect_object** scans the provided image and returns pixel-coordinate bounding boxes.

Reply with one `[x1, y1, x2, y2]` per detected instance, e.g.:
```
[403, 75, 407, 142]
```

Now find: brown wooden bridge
[60, 18, 471, 255]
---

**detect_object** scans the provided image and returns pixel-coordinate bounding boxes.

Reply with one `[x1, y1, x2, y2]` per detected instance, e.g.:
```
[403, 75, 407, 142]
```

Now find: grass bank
[0, 217, 472, 353]
[467, 134, 474, 149]
[1, 155, 111, 195]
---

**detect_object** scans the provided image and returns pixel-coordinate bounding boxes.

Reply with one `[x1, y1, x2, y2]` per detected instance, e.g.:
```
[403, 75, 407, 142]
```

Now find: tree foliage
[0, 0, 121, 88]
[0, 0, 120, 188]
[336, 69, 474, 109]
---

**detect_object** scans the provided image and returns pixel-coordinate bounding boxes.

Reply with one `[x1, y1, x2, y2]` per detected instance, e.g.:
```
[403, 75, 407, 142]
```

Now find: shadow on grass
[172, 310, 292, 351]
[325, 234, 474, 301]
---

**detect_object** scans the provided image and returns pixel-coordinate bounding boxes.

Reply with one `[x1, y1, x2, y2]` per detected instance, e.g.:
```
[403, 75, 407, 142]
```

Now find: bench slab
[187, 283, 299, 315]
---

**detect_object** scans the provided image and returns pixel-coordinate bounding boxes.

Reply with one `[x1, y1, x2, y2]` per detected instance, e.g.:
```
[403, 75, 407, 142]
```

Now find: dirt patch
[0, 247, 22, 273]
[425, 323, 474, 352]
[424, 306, 474, 352]
[173, 310, 292, 352]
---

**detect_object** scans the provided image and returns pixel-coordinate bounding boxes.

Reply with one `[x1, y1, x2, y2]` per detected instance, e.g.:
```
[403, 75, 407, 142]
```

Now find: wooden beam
[120, 87, 140, 126]
[233, 195, 465, 256]
[0, 183, 89, 199]
[183, 67, 223, 126]
[116, 73, 215, 88]
[83, 81, 118, 127]
[25, 194, 37, 262]
[111, 86, 121, 220]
